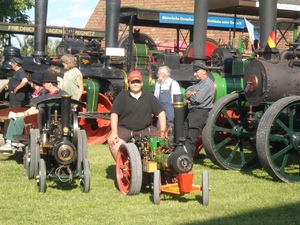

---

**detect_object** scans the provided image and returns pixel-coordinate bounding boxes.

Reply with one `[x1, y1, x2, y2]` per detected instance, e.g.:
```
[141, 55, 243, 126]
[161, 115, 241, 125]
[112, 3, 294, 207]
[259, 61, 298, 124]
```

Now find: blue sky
[12, 0, 99, 46]
[27, 0, 99, 28]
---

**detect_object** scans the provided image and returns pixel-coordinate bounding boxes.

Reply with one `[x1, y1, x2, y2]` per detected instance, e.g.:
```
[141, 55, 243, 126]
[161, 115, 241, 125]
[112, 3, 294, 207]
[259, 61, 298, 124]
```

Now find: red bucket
[177, 173, 194, 193]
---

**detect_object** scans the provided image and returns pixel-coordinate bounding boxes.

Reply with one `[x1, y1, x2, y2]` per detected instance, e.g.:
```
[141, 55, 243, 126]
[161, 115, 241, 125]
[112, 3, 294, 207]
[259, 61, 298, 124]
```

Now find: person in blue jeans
[154, 66, 181, 128]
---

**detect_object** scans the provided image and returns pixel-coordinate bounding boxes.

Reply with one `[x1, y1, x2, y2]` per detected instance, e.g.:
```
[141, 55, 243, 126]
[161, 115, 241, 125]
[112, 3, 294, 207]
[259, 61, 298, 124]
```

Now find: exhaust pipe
[32, 0, 48, 64]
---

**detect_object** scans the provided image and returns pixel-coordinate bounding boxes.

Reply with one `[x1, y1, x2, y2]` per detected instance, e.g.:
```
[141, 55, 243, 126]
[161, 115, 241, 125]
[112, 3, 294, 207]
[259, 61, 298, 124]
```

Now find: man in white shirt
[154, 66, 181, 128]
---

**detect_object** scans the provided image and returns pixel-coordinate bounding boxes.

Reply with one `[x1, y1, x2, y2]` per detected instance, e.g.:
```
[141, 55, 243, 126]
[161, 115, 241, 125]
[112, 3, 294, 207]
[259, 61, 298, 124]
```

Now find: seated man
[107, 70, 166, 161]
[0, 71, 67, 152]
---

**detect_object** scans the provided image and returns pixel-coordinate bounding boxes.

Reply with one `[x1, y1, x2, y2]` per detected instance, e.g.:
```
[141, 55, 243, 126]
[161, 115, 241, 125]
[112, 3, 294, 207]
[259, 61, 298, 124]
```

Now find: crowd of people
[0, 54, 83, 152]
[0, 56, 215, 160]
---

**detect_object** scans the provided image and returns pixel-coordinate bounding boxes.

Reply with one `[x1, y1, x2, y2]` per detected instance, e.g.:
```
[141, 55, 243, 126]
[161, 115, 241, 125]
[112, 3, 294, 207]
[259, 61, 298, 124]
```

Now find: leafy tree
[0, 0, 34, 48]
[17, 35, 34, 56]
[0, 0, 34, 23]
[47, 39, 61, 58]
[17, 35, 60, 58]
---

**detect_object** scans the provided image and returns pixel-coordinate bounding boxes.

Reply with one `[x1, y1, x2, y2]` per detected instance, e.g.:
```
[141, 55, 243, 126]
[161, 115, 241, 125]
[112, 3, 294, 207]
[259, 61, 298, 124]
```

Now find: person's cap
[43, 71, 58, 83]
[193, 60, 208, 72]
[128, 71, 142, 82]
[10, 57, 23, 65]
[28, 72, 44, 86]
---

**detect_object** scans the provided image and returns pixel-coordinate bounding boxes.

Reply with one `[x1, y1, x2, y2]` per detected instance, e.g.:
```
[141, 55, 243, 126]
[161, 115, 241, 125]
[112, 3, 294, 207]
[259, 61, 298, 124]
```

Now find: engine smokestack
[105, 0, 121, 48]
[259, 0, 277, 50]
[32, 0, 48, 64]
[193, 0, 208, 63]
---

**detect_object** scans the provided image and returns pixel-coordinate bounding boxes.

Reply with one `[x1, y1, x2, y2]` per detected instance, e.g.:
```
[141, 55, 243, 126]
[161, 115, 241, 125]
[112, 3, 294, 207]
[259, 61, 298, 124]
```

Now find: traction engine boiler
[203, 0, 300, 183]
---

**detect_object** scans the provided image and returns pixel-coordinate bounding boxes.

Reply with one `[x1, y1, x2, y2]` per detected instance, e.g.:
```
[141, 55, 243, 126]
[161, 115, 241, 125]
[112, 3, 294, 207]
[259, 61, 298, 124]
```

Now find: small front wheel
[202, 170, 209, 206]
[153, 170, 161, 205]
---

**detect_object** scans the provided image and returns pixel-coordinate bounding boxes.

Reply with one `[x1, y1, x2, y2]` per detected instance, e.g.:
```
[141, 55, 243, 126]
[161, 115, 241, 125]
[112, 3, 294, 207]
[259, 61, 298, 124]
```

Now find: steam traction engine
[26, 95, 90, 192]
[202, 0, 300, 183]
[116, 95, 209, 205]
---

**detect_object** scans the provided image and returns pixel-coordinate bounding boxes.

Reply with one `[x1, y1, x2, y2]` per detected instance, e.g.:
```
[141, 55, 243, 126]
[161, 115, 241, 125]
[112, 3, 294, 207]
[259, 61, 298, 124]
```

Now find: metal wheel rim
[153, 170, 161, 205]
[80, 158, 90, 193]
[203, 92, 259, 170]
[38, 159, 46, 193]
[257, 96, 300, 183]
[76, 130, 83, 171]
[202, 170, 209, 206]
[116, 143, 142, 195]
[28, 129, 37, 179]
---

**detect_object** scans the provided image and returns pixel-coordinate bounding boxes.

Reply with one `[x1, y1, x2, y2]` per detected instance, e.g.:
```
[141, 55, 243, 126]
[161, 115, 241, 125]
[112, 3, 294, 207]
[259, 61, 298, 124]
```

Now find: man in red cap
[108, 70, 166, 161]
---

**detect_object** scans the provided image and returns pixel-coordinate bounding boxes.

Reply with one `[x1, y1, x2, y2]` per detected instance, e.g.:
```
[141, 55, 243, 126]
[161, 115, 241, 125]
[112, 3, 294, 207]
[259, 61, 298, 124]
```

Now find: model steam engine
[27, 95, 90, 192]
[116, 94, 209, 205]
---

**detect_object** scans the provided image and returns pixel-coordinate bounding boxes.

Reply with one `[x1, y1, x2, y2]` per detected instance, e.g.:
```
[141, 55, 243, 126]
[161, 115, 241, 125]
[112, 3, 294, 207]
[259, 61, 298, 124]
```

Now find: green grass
[0, 144, 299, 225]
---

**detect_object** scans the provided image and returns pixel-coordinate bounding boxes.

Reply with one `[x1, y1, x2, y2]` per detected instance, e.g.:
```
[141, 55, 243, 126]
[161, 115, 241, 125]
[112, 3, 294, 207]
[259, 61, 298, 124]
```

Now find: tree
[0, 0, 34, 23]
[17, 35, 34, 56]
[17, 35, 60, 58]
[0, 0, 34, 48]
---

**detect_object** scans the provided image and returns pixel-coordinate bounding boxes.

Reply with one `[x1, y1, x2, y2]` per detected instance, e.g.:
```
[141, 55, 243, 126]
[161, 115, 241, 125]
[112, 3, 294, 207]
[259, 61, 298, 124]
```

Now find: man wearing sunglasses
[108, 70, 166, 161]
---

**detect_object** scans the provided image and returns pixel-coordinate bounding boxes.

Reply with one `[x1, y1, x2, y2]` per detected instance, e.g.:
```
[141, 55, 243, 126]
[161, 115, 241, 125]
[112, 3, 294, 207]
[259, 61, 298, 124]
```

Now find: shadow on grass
[179, 202, 300, 225]
[240, 169, 275, 182]
[47, 179, 79, 191]
[106, 164, 118, 189]
[148, 192, 204, 205]
[0, 151, 24, 164]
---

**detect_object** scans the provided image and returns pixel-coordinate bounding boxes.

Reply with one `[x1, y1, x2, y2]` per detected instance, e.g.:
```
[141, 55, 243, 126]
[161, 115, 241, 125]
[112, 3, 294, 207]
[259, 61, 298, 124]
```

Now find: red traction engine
[115, 94, 210, 205]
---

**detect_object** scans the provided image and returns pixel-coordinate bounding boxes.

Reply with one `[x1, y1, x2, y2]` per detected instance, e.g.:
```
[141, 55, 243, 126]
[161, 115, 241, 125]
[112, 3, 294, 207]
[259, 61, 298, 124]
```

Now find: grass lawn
[0, 144, 299, 225]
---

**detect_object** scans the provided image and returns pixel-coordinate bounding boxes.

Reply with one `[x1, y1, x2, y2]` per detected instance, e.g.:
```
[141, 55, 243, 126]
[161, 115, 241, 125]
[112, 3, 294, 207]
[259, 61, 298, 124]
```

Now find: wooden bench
[0, 107, 29, 136]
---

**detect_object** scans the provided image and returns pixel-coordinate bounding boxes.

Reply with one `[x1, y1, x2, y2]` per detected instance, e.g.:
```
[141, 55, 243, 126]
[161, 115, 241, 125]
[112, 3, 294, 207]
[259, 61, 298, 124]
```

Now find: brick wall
[85, 0, 295, 52]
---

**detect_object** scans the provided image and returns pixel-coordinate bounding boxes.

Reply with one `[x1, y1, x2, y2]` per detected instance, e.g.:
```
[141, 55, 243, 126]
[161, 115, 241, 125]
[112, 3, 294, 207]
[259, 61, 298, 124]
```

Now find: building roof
[208, 0, 300, 18]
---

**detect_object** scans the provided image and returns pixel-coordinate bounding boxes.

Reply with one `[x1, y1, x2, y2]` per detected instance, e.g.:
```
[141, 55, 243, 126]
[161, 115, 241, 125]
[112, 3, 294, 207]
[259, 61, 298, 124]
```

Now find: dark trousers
[9, 91, 26, 108]
[183, 108, 209, 157]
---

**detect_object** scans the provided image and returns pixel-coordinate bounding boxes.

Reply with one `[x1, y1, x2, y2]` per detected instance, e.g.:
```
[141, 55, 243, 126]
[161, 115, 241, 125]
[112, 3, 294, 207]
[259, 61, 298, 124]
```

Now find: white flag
[244, 18, 260, 40]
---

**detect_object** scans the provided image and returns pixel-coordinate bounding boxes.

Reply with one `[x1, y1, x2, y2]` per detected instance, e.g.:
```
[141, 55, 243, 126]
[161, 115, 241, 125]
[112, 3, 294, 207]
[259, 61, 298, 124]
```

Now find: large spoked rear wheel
[80, 158, 91, 193]
[116, 143, 142, 195]
[257, 96, 300, 183]
[153, 170, 161, 205]
[202, 92, 260, 170]
[37, 158, 47, 193]
[201, 170, 209, 206]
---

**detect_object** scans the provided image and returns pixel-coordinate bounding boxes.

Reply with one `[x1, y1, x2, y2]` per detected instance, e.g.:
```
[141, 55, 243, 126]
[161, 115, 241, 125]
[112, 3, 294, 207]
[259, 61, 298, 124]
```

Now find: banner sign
[159, 13, 245, 29]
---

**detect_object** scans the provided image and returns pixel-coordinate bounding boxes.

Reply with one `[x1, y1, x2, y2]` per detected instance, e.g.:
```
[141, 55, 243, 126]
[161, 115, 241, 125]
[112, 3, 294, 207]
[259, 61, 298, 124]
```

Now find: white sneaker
[0, 143, 13, 152]
[11, 142, 20, 148]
